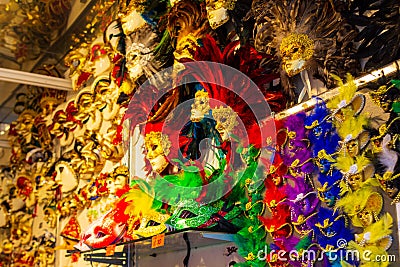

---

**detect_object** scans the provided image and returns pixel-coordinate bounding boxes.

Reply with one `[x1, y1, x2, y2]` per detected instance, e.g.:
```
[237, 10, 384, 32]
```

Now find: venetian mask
[356, 209, 374, 228]
[173, 33, 198, 64]
[345, 139, 360, 158]
[315, 150, 335, 174]
[75, 90, 94, 122]
[64, 43, 91, 90]
[120, 9, 146, 35]
[54, 161, 79, 194]
[43, 208, 57, 228]
[128, 210, 170, 238]
[190, 90, 211, 122]
[104, 20, 125, 54]
[88, 37, 112, 77]
[125, 42, 152, 81]
[382, 178, 400, 199]
[347, 172, 363, 191]
[110, 166, 129, 191]
[15, 110, 36, 139]
[290, 191, 319, 218]
[280, 33, 315, 77]
[144, 131, 171, 174]
[205, 0, 235, 29]
[166, 199, 221, 230]
[35, 246, 55, 265]
[351, 192, 382, 228]
[16, 176, 33, 198]
[240, 145, 261, 166]
[212, 106, 238, 142]
[75, 209, 126, 251]
[317, 183, 340, 207]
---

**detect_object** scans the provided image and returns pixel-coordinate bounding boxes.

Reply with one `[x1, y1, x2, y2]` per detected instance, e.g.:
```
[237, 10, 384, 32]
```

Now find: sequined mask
[280, 33, 314, 77]
[165, 199, 220, 230]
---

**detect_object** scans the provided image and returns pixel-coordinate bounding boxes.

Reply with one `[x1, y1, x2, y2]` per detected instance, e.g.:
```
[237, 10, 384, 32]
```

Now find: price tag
[151, 233, 165, 248]
[106, 244, 116, 256]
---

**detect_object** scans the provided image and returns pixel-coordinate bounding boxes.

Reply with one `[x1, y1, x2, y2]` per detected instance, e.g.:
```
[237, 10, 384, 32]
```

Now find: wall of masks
[1, 0, 400, 266]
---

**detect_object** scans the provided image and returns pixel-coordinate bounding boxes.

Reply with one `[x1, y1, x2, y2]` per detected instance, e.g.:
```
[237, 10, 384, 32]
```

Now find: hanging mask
[314, 208, 352, 250]
[212, 106, 238, 142]
[53, 161, 79, 195]
[125, 24, 160, 83]
[120, 9, 147, 36]
[64, 43, 91, 90]
[317, 182, 340, 207]
[75, 209, 126, 251]
[376, 172, 400, 202]
[144, 128, 172, 174]
[205, 0, 236, 29]
[16, 176, 33, 199]
[314, 149, 336, 175]
[104, 20, 125, 55]
[351, 192, 383, 228]
[190, 90, 211, 122]
[88, 37, 112, 77]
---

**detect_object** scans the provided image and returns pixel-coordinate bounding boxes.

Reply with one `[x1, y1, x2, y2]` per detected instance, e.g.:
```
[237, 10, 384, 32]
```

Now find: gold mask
[190, 90, 211, 122]
[212, 106, 238, 141]
[280, 33, 314, 77]
[144, 131, 171, 173]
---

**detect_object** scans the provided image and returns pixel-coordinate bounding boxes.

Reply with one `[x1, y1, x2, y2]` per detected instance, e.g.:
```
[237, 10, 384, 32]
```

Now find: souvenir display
[1, 0, 400, 266]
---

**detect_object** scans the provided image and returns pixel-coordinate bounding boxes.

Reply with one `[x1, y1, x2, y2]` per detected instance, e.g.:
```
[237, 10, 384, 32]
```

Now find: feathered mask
[250, 0, 359, 103]
[313, 207, 353, 250]
[335, 188, 383, 228]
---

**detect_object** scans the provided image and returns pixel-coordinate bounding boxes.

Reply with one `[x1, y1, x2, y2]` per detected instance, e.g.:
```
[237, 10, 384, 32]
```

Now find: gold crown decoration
[194, 89, 209, 99]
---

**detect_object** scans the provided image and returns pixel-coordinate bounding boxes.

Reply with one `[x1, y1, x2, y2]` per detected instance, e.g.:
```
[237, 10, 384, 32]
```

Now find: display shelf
[76, 229, 238, 267]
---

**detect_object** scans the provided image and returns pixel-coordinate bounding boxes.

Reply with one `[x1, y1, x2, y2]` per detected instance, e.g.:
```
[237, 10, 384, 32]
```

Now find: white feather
[379, 134, 398, 172]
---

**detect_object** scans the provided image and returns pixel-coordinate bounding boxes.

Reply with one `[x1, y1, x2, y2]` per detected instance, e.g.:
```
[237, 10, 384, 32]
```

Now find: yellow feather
[327, 73, 358, 110]
[124, 188, 154, 217]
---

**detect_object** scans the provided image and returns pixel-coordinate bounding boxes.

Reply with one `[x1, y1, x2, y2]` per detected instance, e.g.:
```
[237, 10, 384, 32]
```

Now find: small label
[151, 233, 165, 248]
[106, 244, 116, 256]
